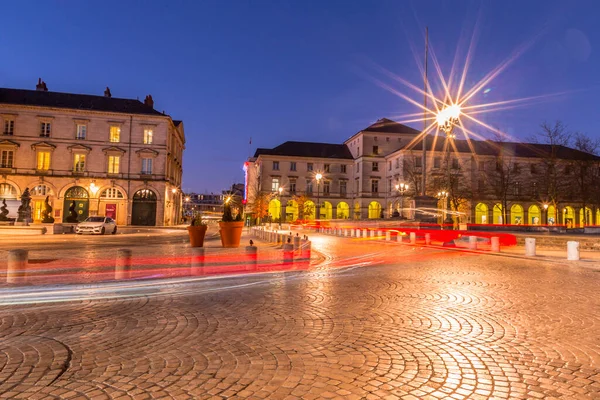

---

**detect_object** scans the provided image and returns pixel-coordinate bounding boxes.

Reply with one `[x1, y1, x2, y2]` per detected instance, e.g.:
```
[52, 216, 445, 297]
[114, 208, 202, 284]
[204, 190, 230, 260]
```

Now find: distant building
[245, 118, 600, 226]
[0, 79, 185, 226]
[184, 184, 245, 220]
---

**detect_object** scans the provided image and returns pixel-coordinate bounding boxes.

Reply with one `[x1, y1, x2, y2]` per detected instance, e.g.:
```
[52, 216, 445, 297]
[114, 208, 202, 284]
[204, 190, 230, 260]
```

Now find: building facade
[245, 118, 600, 227]
[0, 81, 185, 226]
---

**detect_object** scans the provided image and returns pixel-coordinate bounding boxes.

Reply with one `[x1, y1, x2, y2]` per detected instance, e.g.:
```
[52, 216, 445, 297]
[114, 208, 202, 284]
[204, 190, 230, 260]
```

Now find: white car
[75, 216, 117, 235]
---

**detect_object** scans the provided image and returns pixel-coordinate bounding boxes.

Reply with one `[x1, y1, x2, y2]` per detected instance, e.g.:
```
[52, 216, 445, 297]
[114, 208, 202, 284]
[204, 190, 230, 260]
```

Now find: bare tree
[292, 194, 314, 221]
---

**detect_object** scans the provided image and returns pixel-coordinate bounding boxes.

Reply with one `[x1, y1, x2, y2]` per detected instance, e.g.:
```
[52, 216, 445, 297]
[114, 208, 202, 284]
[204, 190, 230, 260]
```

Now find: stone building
[245, 118, 600, 226]
[0, 80, 185, 226]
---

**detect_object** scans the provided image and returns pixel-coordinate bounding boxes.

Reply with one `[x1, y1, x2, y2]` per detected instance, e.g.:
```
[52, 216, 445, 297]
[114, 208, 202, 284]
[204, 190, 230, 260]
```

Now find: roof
[407, 136, 600, 161]
[362, 118, 421, 135]
[0, 88, 165, 116]
[254, 141, 353, 159]
[173, 120, 182, 127]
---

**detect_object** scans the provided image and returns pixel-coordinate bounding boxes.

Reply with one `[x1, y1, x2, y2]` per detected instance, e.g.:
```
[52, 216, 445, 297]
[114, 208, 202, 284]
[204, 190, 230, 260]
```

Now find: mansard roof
[254, 141, 353, 159]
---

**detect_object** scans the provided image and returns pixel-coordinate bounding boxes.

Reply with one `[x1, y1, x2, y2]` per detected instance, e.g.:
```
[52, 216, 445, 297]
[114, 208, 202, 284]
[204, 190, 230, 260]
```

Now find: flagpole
[421, 27, 428, 197]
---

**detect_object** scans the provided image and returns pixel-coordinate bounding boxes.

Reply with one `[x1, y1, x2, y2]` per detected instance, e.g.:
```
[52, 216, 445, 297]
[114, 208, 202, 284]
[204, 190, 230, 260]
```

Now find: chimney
[144, 94, 154, 108]
[36, 78, 48, 91]
[104, 87, 112, 98]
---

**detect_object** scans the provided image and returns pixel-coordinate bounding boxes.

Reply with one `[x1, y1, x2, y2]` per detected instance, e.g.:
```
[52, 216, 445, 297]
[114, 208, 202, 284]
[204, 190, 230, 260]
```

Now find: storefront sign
[105, 204, 117, 219]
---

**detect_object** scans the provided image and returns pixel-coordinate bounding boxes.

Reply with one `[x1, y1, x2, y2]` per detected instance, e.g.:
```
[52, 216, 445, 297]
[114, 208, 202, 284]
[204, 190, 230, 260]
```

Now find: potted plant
[187, 214, 208, 247]
[218, 198, 244, 248]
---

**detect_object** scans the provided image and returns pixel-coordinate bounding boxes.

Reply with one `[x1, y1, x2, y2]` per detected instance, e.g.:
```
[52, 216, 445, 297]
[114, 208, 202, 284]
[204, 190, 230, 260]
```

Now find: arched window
[133, 189, 157, 201]
[0, 183, 17, 199]
[31, 185, 52, 196]
[101, 188, 124, 199]
[65, 186, 89, 199]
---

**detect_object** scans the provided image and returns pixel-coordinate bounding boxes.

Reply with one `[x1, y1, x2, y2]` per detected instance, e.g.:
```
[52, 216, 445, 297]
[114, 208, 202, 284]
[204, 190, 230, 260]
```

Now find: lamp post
[437, 191, 448, 228]
[543, 203, 548, 225]
[395, 183, 408, 219]
[278, 186, 283, 229]
[436, 104, 461, 228]
[315, 173, 323, 220]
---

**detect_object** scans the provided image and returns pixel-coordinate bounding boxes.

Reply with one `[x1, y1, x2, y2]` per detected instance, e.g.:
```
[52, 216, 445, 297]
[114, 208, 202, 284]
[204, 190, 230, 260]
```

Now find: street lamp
[315, 173, 323, 220]
[437, 191, 448, 228]
[436, 104, 461, 228]
[278, 186, 283, 228]
[395, 183, 408, 219]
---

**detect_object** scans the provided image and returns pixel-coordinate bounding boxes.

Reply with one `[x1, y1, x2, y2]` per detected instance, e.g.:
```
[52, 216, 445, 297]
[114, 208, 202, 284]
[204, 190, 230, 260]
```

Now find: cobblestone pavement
[1, 232, 600, 399]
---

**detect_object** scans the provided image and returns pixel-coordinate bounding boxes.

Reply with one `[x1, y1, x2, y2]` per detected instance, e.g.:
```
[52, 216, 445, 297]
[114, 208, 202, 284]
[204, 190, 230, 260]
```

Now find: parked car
[75, 216, 117, 235]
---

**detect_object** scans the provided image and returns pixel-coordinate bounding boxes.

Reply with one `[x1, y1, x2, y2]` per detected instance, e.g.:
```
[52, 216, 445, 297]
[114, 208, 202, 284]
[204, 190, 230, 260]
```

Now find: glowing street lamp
[437, 104, 461, 227]
[395, 183, 408, 219]
[315, 173, 323, 220]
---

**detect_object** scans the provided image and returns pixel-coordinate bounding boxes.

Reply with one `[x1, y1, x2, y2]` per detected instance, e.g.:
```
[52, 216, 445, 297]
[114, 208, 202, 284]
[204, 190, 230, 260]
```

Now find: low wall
[0, 225, 47, 235]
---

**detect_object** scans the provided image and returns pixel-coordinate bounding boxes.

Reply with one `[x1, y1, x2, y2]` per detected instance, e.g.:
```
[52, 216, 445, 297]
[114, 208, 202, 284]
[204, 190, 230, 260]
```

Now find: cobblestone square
[1, 233, 599, 399]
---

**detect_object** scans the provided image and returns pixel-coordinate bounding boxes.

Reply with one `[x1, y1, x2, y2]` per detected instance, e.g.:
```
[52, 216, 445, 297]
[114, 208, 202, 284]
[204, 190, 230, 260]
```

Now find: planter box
[219, 221, 244, 248]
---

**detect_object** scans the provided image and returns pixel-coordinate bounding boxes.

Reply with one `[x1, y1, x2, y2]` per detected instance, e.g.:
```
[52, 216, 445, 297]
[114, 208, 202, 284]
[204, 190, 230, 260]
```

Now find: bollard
[245, 245, 258, 270]
[397, 233, 403, 243]
[377, 230, 383, 238]
[567, 241, 580, 261]
[115, 248, 133, 279]
[468, 236, 477, 250]
[363, 229, 368, 238]
[386, 231, 391, 241]
[410, 232, 416, 245]
[7, 249, 28, 284]
[491, 236, 500, 252]
[425, 233, 431, 245]
[525, 238, 536, 257]
[370, 230, 375, 238]
[283, 243, 294, 263]
[300, 239, 311, 260]
[293, 235, 301, 251]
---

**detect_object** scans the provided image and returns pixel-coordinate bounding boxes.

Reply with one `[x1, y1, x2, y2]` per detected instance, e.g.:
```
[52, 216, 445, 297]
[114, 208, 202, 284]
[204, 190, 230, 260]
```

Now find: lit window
[0, 150, 14, 168]
[271, 178, 279, 192]
[73, 154, 86, 172]
[4, 120, 14, 135]
[37, 151, 50, 170]
[144, 129, 153, 144]
[40, 122, 51, 137]
[101, 188, 124, 199]
[76, 124, 87, 140]
[142, 158, 153, 174]
[108, 155, 120, 174]
[110, 126, 121, 143]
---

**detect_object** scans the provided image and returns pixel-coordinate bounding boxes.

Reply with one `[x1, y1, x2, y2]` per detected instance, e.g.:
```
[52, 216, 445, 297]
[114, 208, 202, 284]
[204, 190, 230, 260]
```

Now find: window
[0, 150, 14, 168]
[142, 158, 153, 174]
[356, 163, 360, 173]
[108, 155, 120, 174]
[272, 161, 279, 171]
[37, 151, 50, 170]
[271, 178, 279, 192]
[289, 180, 296, 193]
[40, 122, 51, 137]
[415, 157, 422, 167]
[73, 154, 86, 172]
[323, 181, 330, 194]
[144, 129, 154, 144]
[307, 163, 313, 171]
[373, 145, 379, 155]
[110, 126, 121, 143]
[340, 181, 347, 196]
[290, 162, 296, 171]
[531, 164, 537, 174]
[31, 185, 50, 196]
[434, 157, 441, 169]
[306, 180, 313, 194]
[386, 137, 390, 142]
[4, 119, 14, 135]
[478, 179, 485, 193]
[76, 124, 87, 140]
[388, 161, 392, 171]
[341, 164, 346, 173]
[496, 159, 502, 171]
[514, 181, 521, 196]
[374, 137, 378, 142]
[513, 163, 520, 173]
[101, 188, 124, 199]
[355, 179, 360, 195]
[372, 162, 379, 172]
[564, 165, 571, 174]
[532, 182, 538, 196]
[371, 180, 379, 193]
[395, 158, 400, 169]
[388, 178, 392, 193]
[452, 158, 459, 169]
[478, 161, 485, 171]
[324, 164, 330, 173]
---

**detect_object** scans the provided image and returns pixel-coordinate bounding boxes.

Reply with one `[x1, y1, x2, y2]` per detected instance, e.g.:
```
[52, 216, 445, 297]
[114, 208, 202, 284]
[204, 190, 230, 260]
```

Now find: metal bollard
[410, 232, 416, 244]
[7, 249, 28, 284]
[425, 233, 431, 245]
[377, 230, 383, 238]
[300, 239, 311, 260]
[283, 243, 294, 263]
[293, 235, 301, 251]
[525, 238, 536, 257]
[363, 229, 368, 238]
[468, 236, 477, 250]
[115, 248, 133, 279]
[386, 231, 391, 241]
[370, 230, 375, 238]
[491, 236, 500, 252]
[567, 241, 580, 261]
[397, 233, 403, 243]
[245, 245, 258, 270]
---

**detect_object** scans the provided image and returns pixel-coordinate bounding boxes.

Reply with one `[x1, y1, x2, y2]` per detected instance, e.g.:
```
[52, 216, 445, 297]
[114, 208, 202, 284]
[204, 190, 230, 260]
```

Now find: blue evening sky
[1, 1, 599, 192]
